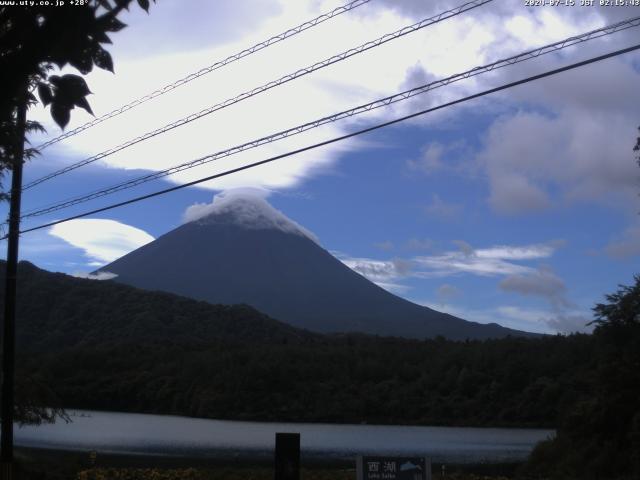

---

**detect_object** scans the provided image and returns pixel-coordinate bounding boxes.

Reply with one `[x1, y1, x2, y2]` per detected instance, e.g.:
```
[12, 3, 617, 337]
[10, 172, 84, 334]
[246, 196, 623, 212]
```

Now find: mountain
[100, 193, 530, 340]
[0, 260, 313, 353]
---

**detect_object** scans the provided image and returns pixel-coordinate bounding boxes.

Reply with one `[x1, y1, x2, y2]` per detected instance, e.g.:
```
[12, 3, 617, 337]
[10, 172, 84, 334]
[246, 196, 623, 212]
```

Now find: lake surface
[15, 410, 554, 464]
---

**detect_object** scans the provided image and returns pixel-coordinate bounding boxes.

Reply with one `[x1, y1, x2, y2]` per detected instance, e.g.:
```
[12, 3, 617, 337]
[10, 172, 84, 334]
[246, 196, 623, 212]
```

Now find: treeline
[524, 277, 640, 479]
[22, 333, 593, 428]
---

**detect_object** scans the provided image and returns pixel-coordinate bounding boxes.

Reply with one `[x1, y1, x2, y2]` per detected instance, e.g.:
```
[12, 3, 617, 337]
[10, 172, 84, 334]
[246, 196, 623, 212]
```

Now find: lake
[15, 410, 554, 464]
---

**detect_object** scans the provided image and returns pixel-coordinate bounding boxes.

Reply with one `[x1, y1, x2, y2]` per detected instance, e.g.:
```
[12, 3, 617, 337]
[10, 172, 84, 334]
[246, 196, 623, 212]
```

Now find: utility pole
[1, 95, 28, 480]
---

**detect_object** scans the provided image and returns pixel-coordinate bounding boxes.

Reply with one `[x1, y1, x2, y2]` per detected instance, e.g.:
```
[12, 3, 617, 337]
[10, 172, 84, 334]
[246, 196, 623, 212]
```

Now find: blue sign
[357, 456, 432, 480]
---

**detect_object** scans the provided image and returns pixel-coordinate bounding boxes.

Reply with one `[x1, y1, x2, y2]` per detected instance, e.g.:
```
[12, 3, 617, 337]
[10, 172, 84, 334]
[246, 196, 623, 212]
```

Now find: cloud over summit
[183, 190, 319, 242]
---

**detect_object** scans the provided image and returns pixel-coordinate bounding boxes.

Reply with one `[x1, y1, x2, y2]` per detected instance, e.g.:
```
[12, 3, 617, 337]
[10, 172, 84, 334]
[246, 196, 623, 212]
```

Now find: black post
[274, 432, 300, 480]
[1, 97, 27, 479]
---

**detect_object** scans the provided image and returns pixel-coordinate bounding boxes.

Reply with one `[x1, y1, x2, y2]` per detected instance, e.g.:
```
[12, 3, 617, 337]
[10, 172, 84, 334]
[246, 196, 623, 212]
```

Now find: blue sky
[4, 0, 640, 334]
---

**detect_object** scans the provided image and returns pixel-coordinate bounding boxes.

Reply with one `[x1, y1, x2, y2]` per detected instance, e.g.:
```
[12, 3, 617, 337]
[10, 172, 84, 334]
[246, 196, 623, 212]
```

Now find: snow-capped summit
[183, 190, 318, 243]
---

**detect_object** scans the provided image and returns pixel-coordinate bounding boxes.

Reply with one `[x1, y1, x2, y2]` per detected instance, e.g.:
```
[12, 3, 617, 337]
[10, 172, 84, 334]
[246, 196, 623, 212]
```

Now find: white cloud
[476, 241, 563, 260]
[27, 1, 415, 192]
[495, 264, 592, 333]
[28, 0, 630, 199]
[112, 0, 283, 59]
[374, 282, 412, 295]
[182, 189, 319, 242]
[414, 253, 530, 278]
[339, 256, 412, 283]
[414, 241, 559, 278]
[414, 301, 592, 334]
[545, 313, 593, 335]
[337, 238, 582, 334]
[487, 172, 552, 215]
[414, 302, 539, 333]
[338, 240, 561, 291]
[48, 219, 155, 264]
[477, 109, 640, 215]
[499, 266, 570, 308]
[495, 305, 549, 325]
[495, 306, 592, 334]
[369, 3, 640, 217]
[72, 271, 119, 281]
[336, 251, 416, 294]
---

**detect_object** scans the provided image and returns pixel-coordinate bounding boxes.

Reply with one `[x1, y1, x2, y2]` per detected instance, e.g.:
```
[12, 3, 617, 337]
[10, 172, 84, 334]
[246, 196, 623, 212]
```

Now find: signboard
[357, 456, 432, 480]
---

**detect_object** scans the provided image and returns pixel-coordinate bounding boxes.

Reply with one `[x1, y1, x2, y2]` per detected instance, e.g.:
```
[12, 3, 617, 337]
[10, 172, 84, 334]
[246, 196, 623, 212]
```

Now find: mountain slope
[101, 194, 530, 340]
[0, 260, 313, 353]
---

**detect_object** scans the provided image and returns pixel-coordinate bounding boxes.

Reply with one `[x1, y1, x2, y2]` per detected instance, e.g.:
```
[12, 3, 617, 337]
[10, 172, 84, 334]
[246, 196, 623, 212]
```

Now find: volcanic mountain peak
[183, 191, 318, 242]
[102, 193, 535, 340]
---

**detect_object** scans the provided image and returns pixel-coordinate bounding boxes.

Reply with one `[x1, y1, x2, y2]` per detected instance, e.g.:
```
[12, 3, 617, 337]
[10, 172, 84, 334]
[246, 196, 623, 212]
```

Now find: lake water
[15, 410, 554, 464]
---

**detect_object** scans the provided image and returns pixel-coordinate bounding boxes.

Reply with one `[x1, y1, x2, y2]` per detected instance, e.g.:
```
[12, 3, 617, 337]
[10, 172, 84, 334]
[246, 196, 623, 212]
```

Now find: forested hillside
[1, 261, 593, 428]
[24, 334, 592, 428]
[2, 261, 314, 351]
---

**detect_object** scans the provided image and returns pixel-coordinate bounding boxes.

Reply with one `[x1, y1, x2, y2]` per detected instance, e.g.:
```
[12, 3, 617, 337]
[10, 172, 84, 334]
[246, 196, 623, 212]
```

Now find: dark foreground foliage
[523, 276, 640, 479]
[1, 0, 154, 197]
[23, 333, 593, 427]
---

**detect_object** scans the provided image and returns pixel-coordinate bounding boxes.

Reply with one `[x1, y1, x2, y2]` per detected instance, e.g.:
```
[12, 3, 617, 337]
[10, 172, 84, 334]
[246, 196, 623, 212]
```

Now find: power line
[22, 15, 640, 217]
[20, 15, 640, 219]
[13, 42, 640, 239]
[23, 0, 493, 191]
[33, 0, 373, 151]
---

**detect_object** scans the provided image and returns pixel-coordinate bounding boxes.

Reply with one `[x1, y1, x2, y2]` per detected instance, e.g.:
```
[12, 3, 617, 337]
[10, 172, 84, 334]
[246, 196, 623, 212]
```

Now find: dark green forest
[2, 261, 639, 478]
[3, 261, 589, 427]
[24, 334, 593, 428]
